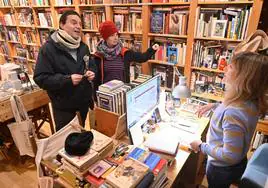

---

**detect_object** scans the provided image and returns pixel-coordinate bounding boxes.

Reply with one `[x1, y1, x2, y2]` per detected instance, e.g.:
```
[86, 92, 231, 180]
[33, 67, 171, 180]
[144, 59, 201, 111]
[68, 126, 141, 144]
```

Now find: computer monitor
[126, 75, 161, 144]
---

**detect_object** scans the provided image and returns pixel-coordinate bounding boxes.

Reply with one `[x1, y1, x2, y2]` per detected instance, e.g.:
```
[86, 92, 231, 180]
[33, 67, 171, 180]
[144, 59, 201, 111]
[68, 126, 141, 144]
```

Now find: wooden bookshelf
[0, 0, 264, 103]
[191, 92, 223, 102]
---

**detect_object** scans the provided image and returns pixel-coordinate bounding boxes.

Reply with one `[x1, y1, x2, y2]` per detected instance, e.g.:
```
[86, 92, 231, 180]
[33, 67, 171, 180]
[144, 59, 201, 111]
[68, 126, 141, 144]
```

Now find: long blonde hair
[224, 52, 268, 118]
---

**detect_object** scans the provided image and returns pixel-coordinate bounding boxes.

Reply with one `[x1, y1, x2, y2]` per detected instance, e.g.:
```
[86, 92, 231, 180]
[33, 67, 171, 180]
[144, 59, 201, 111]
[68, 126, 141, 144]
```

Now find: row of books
[150, 7, 189, 35]
[195, 6, 252, 40]
[80, 0, 103, 4]
[97, 80, 131, 115]
[252, 132, 268, 150]
[84, 33, 99, 54]
[55, 0, 73, 6]
[152, 63, 174, 89]
[79, 145, 168, 188]
[190, 70, 225, 97]
[22, 30, 38, 44]
[32, 0, 50, 6]
[113, 7, 142, 33]
[153, 38, 186, 65]
[152, 0, 189, 2]
[82, 9, 105, 30]
[0, 42, 10, 56]
[0, 0, 11, 6]
[17, 9, 34, 26]
[192, 40, 235, 69]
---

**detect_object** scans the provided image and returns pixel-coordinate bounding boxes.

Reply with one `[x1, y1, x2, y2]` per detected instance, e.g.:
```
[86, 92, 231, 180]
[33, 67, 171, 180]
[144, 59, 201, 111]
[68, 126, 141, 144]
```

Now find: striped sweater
[201, 102, 259, 167]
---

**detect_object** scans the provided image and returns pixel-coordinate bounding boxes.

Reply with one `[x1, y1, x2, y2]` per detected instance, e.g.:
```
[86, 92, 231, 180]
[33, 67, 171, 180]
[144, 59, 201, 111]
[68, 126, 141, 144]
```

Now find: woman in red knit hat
[93, 20, 159, 89]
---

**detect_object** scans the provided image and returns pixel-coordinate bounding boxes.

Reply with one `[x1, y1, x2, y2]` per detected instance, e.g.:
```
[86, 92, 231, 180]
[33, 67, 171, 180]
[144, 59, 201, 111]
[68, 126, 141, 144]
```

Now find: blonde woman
[190, 52, 268, 188]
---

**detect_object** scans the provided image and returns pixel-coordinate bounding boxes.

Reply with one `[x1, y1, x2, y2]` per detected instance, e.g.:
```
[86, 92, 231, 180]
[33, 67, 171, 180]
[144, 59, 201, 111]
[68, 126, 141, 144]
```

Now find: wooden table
[0, 89, 55, 136]
[41, 111, 210, 188]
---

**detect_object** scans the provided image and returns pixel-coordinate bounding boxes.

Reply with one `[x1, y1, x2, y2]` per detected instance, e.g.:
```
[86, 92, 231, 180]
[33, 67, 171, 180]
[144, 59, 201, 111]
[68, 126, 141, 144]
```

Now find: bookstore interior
[0, 0, 268, 187]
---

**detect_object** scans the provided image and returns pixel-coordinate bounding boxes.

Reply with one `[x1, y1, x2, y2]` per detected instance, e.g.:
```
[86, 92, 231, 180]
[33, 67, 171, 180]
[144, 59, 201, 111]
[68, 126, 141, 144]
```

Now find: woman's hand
[190, 140, 202, 153]
[196, 103, 215, 118]
[152, 43, 160, 51]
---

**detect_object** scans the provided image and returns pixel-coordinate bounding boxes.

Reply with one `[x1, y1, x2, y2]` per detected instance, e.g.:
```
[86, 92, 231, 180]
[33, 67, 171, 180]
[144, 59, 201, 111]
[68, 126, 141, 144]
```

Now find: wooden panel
[246, 0, 264, 37]
[184, 0, 198, 86]
[256, 120, 268, 135]
[0, 89, 50, 122]
[94, 107, 120, 137]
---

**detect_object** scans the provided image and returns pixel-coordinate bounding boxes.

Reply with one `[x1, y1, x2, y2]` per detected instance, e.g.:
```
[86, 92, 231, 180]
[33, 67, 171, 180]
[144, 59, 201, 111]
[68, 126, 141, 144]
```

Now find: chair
[240, 143, 268, 188]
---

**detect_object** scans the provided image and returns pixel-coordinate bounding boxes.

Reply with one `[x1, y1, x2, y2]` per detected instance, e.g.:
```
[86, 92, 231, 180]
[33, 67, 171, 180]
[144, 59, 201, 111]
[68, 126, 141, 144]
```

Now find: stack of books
[58, 129, 114, 180]
[96, 80, 132, 115]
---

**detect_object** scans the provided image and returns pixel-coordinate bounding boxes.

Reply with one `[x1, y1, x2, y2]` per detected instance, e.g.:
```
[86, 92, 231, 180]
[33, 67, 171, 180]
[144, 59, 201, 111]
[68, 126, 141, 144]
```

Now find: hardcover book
[106, 158, 149, 188]
[58, 148, 99, 171]
[88, 160, 112, 178]
[90, 129, 113, 152]
[150, 11, 164, 34]
[167, 45, 178, 64]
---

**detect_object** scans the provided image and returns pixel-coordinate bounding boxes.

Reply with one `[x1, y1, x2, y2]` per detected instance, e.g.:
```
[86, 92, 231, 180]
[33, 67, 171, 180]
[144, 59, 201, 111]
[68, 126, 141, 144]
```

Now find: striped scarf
[96, 40, 122, 60]
[56, 29, 81, 49]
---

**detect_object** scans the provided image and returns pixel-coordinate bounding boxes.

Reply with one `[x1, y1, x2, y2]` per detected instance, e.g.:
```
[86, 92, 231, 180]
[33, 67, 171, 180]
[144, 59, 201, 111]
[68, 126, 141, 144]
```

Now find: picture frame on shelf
[211, 20, 227, 38]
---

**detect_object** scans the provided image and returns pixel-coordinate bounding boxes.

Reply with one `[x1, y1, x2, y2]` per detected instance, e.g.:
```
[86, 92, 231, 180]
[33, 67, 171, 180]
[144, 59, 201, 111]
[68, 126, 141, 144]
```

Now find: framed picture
[211, 20, 228, 38]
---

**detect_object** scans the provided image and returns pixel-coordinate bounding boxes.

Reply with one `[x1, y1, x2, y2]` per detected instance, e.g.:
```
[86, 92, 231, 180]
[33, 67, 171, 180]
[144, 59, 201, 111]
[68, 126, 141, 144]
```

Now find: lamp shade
[172, 76, 191, 99]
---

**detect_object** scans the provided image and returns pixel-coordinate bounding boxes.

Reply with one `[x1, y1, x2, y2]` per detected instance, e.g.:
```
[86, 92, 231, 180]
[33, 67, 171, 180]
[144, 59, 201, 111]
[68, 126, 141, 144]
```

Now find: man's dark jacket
[33, 36, 97, 110]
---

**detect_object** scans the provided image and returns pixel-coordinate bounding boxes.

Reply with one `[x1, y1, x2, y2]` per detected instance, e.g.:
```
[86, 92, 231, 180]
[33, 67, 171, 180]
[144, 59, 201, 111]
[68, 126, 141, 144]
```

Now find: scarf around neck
[56, 29, 81, 49]
[97, 40, 123, 60]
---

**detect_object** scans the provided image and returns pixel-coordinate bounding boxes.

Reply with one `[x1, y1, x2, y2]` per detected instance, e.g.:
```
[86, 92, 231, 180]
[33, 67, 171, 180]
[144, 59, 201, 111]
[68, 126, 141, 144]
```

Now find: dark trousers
[206, 158, 247, 188]
[53, 106, 89, 131]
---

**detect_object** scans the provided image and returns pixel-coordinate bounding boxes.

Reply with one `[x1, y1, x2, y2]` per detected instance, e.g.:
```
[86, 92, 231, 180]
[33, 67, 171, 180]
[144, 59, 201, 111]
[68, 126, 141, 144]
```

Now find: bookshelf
[0, 0, 264, 101]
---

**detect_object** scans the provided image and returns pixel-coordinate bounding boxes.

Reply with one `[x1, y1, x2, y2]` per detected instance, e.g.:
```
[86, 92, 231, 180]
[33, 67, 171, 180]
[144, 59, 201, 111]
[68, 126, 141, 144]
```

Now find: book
[167, 45, 178, 64]
[88, 160, 112, 178]
[150, 11, 164, 34]
[143, 152, 161, 170]
[106, 158, 149, 188]
[98, 80, 124, 92]
[58, 148, 99, 171]
[90, 129, 113, 152]
[85, 174, 105, 187]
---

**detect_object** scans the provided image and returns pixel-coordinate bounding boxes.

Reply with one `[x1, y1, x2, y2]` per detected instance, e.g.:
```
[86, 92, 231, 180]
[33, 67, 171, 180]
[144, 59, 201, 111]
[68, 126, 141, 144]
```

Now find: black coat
[33, 36, 97, 110]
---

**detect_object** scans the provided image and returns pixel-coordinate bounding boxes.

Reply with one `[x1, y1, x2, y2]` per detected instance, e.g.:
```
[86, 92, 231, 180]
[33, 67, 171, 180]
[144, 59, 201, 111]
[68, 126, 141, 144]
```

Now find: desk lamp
[172, 66, 191, 99]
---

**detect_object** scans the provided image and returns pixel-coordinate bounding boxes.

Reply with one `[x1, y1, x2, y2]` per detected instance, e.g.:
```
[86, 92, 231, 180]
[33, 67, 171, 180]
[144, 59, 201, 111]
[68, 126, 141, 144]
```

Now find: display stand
[94, 107, 126, 139]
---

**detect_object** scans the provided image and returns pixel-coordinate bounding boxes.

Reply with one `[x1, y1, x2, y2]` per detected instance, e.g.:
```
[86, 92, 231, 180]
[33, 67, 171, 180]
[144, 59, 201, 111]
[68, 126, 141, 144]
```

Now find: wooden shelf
[148, 59, 185, 68]
[0, 6, 11, 8]
[32, 5, 51, 8]
[150, 2, 190, 6]
[8, 41, 21, 44]
[148, 33, 187, 39]
[18, 25, 35, 28]
[54, 5, 76, 8]
[119, 31, 142, 35]
[198, 1, 253, 5]
[191, 67, 225, 73]
[191, 92, 223, 102]
[35, 26, 54, 29]
[195, 37, 243, 42]
[24, 43, 39, 46]
[78, 4, 105, 7]
[109, 3, 142, 6]
[13, 5, 31, 9]
[27, 59, 36, 62]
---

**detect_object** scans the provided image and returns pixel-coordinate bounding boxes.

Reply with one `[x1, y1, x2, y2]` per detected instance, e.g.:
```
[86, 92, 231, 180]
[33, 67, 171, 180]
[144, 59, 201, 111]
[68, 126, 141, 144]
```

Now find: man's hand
[190, 140, 202, 153]
[71, 74, 83, 85]
[84, 70, 95, 81]
[152, 43, 160, 51]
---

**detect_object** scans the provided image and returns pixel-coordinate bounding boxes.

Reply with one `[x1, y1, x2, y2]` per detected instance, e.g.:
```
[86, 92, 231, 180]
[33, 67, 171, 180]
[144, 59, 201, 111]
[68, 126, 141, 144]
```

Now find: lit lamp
[172, 67, 191, 99]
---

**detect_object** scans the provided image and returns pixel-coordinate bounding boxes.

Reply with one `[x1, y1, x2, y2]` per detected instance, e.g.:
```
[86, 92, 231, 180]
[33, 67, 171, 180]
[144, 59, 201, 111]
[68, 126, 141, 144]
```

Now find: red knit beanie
[99, 21, 118, 40]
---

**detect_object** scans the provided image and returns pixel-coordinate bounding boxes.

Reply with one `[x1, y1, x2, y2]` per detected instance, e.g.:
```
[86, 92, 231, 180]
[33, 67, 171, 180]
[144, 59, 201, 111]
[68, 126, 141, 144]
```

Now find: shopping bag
[233, 30, 268, 55]
[7, 95, 35, 157]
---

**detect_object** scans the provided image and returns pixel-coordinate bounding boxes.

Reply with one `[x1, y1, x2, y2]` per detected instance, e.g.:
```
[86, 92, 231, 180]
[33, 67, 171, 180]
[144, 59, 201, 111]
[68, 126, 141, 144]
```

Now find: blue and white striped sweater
[201, 102, 258, 167]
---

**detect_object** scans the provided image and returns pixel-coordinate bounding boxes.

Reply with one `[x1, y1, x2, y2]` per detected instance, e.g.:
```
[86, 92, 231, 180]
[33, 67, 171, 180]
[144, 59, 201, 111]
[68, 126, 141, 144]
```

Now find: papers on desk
[171, 114, 200, 134]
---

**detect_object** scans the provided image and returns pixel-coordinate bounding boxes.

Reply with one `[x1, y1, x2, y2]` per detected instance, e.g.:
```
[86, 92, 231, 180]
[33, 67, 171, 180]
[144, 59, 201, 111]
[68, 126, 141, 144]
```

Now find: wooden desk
[0, 89, 55, 136]
[41, 112, 210, 188]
